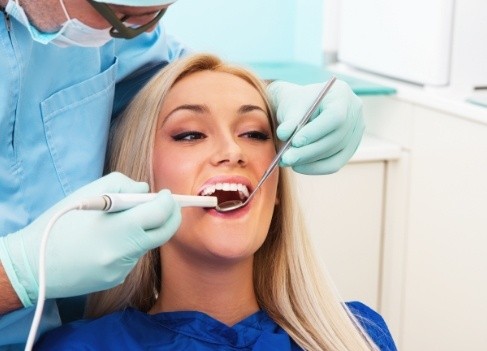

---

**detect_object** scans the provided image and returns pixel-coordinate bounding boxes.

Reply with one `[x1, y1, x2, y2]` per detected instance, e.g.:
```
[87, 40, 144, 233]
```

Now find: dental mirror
[214, 76, 337, 213]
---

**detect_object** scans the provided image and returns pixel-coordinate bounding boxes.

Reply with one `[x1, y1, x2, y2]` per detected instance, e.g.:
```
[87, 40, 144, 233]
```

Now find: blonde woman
[35, 54, 396, 351]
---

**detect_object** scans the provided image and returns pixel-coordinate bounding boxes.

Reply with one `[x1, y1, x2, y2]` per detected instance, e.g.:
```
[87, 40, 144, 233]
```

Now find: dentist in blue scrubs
[0, 0, 364, 348]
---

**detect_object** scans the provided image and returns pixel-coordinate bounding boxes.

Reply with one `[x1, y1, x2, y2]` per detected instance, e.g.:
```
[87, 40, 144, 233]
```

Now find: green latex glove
[267, 79, 365, 175]
[0, 172, 181, 307]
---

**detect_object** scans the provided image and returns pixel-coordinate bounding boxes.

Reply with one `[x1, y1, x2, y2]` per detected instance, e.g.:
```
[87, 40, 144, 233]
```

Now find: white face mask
[6, 0, 113, 48]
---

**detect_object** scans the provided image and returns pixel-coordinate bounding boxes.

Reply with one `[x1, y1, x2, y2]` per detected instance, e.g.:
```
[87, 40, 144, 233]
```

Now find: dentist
[0, 0, 364, 348]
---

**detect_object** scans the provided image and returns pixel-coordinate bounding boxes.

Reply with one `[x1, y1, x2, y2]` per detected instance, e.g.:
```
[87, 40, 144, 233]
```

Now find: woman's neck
[150, 246, 259, 326]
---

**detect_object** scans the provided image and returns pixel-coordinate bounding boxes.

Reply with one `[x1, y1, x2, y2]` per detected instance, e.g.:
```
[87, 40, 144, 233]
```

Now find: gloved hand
[0, 172, 181, 307]
[267, 79, 365, 175]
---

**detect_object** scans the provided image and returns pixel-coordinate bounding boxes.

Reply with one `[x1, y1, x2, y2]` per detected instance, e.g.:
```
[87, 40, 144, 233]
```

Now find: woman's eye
[172, 131, 206, 141]
[240, 131, 270, 141]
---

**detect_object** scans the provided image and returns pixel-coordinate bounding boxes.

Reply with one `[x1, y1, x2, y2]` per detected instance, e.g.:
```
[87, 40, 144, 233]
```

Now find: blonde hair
[87, 53, 378, 351]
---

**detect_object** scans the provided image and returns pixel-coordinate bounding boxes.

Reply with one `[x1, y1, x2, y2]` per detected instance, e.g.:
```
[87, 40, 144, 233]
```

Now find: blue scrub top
[0, 9, 187, 348]
[34, 302, 397, 350]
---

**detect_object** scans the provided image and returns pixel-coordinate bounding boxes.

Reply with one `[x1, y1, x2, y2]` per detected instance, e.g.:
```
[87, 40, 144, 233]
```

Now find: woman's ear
[274, 195, 280, 206]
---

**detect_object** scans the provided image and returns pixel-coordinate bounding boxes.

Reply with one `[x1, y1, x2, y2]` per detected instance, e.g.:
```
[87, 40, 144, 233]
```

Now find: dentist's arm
[0, 263, 22, 313]
[0, 172, 181, 308]
[267, 79, 364, 175]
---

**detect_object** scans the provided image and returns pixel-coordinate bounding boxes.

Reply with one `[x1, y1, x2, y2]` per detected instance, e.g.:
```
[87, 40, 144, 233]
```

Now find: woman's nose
[210, 136, 247, 167]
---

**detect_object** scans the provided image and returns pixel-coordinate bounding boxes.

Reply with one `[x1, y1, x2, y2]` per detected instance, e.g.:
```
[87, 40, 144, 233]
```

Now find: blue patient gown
[34, 302, 397, 350]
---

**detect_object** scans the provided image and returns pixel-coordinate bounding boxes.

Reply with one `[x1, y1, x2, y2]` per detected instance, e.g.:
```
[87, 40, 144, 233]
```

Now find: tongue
[213, 189, 243, 204]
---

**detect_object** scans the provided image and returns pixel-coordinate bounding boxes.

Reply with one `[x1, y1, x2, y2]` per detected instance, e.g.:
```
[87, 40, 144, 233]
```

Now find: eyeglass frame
[86, 0, 168, 39]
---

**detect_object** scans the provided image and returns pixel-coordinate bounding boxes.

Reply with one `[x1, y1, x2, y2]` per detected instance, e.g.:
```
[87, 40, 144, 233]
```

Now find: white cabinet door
[364, 95, 487, 350]
[294, 162, 385, 310]
[401, 106, 487, 351]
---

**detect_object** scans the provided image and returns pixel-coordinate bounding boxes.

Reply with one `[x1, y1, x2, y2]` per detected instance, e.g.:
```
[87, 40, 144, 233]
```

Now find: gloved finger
[280, 124, 350, 167]
[274, 80, 359, 144]
[100, 172, 149, 194]
[290, 121, 364, 175]
[145, 211, 181, 248]
[293, 91, 361, 147]
[86, 172, 149, 195]
[270, 81, 324, 120]
[275, 114, 326, 143]
[117, 189, 179, 230]
[274, 101, 324, 143]
[280, 107, 355, 167]
[114, 189, 181, 250]
[279, 108, 347, 151]
[68, 172, 149, 201]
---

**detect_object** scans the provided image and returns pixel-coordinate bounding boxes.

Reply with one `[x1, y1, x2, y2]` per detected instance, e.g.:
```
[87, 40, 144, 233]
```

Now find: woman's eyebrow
[238, 104, 267, 115]
[169, 104, 209, 115]
[161, 103, 267, 127]
[161, 104, 209, 126]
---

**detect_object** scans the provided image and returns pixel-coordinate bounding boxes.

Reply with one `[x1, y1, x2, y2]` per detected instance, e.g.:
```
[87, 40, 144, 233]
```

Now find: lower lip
[206, 203, 251, 217]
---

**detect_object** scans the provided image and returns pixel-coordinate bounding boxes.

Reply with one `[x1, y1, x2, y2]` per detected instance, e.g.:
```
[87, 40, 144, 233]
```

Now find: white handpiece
[100, 193, 217, 212]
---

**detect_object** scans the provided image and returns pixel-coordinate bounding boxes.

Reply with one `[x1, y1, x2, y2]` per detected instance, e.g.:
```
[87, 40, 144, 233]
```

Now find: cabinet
[294, 136, 402, 311]
[362, 93, 487, 350]
[295, 162, 384, 310]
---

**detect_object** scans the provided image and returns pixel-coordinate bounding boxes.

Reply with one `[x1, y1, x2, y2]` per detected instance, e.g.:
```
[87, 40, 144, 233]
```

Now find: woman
[35, 54, 396, 350]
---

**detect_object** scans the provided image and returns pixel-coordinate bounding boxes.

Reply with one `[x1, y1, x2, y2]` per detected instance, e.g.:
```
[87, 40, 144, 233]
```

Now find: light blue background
[162, 0, 395, 94]
[163, 0, 324, 66]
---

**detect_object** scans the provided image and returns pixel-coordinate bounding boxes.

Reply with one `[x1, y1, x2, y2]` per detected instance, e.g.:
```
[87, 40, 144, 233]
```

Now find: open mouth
[199, 183, 250, 207]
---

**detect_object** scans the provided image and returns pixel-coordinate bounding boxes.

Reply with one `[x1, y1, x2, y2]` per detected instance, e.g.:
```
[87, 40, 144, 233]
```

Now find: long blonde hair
[87, 54, 378, 351]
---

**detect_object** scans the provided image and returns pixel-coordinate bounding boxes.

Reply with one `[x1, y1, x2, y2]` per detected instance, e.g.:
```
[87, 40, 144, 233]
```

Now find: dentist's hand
[0, 172, 181, 307]
[267, 79, 364, 175]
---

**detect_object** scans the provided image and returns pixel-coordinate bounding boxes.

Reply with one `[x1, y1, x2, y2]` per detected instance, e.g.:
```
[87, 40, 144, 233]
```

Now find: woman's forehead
[168, 71, 265, 104]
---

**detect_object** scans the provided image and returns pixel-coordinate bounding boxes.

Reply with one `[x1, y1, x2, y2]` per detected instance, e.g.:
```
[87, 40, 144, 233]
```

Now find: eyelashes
[239, 131, 270, 141]
[171, 130, 271, 142]
[171, 131, 206, 141]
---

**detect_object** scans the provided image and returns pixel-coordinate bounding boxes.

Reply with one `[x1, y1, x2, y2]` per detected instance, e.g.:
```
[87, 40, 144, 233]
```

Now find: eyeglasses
[86, 0, 167, 39]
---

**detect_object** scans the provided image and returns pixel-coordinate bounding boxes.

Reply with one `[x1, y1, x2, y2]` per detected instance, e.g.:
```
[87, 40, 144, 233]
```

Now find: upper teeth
[201, 183, 250, 198]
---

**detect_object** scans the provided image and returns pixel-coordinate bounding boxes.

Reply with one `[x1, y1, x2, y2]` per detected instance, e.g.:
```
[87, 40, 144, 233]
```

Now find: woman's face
[152, 70, 278, 263]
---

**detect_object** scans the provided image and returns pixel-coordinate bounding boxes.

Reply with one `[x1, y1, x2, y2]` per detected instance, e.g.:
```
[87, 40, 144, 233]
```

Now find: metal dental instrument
[215, 76, 337, 213]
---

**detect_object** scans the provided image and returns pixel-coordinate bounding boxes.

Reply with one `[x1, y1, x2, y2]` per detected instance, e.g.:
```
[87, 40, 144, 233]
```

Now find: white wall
[163, 0, 324, 65]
